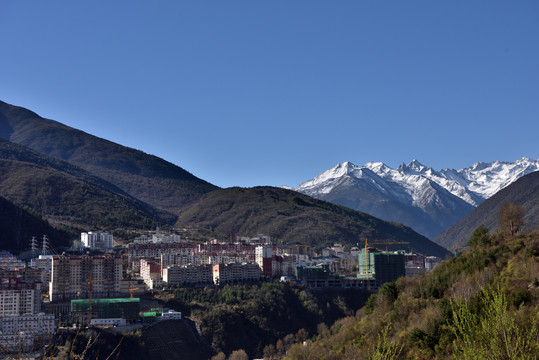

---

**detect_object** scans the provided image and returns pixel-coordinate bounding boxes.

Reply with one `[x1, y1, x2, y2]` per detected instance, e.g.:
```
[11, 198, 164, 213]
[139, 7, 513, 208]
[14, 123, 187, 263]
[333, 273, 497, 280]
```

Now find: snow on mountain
[299, 157, 539, 207]
[454, 157, 539, 199]
[292, 158, 539, 240]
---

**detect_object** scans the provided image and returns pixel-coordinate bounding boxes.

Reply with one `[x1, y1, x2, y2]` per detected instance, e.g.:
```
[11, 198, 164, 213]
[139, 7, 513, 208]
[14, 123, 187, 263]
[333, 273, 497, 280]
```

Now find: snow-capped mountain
[292, 158, 539, 241]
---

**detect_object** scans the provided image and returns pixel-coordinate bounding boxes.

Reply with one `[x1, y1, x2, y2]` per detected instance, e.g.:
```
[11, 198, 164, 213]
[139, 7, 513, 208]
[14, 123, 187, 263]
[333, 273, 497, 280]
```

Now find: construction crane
[87, 274, 107, 325]
[129, 285, 140, 298]
[360, 239, 410, 289]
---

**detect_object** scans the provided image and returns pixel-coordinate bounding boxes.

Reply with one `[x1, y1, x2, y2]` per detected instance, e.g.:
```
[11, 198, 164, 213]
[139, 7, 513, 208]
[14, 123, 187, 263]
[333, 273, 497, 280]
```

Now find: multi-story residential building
[0, 312, 55, 336]
[0, 251, 25, 269]
[49, 253, 123, 301]
[128, 241, 197, 272]
[0, 313, 55, 353]
[140, 259, 161, 288]
[256, 246, 273, 277]
[198, 243, 256, 262]
[212, 263, 261, 284]
[272, 255, 299, 277]
[0, 267, 45, 290]
[0, 280, 41, 316]
[30, 255, 54, 288]
[134, 232, 182, 244]
[81, 231, 114, 249]
[162, 264, 213, 286]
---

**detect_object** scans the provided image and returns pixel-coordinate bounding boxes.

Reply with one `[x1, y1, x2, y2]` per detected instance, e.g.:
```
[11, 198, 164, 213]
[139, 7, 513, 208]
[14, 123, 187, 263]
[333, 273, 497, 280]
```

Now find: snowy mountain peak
[294, 157, 539, 206]
[328, 161, 358, 177]
[291, 157, 539, 240]
[395, 159, 434, 176]
[365, 161, 391, 174]
[408, 159, 426, 171]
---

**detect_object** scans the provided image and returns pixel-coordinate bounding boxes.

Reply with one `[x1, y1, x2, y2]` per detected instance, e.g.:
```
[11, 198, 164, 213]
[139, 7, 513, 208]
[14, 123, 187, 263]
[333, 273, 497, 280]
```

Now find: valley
[0, 100, 538, 360]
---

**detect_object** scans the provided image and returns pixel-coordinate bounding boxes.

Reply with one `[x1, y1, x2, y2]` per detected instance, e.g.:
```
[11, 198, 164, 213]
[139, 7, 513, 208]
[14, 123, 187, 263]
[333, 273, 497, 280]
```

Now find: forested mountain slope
[280, 223, 539, 359]
[0, 138, 171, 237]
[176, 186, 451, 258]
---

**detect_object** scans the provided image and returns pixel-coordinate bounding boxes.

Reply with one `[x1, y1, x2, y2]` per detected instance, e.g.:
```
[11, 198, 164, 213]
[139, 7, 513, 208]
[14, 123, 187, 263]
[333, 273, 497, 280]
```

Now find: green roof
[71, 298, 140, 305]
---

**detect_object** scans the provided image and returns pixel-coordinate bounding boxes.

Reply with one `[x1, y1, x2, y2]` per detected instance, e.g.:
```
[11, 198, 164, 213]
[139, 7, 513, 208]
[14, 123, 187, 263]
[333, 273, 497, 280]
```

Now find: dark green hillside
[0, 157, 167, 234]
[436, 170, 539, 250]
[0, 100, 218, 213]
[157, 282, 370, 359]
[0, 196, 71, 253]
[176, 186, 451, 257]
[282, 223, 539, 359]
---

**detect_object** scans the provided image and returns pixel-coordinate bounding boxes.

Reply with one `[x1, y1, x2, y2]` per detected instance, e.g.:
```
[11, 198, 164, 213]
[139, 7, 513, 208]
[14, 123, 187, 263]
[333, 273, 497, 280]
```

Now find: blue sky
[1, 1, 538, 188]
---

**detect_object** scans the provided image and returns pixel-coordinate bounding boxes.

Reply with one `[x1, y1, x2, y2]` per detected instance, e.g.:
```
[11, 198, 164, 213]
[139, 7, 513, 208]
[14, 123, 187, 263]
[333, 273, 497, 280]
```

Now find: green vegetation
[281, 223, 539, 359]
[158, 281, 371, 359]
[53, 328, 150, 360]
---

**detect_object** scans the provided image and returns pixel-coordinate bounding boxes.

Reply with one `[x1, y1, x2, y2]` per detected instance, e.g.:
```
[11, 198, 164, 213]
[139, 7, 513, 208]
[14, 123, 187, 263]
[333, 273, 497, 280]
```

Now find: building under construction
[70, 298, 140, 322]
[357, 248, 405, 286]
[49, 253, 123, 301]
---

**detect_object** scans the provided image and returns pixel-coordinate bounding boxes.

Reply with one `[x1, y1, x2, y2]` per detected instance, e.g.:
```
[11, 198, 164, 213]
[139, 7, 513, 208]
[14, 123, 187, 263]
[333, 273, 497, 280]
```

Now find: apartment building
[255, 245, 273, 277]
[140, 259, 161, 288]
[0, 312, 55, 336]
[0, 280, 41, 316]
[81, 231, 114, 249]
[128, 241, 197, 272]
[30, 255, 54, 288]
[0, 251, 25, 269]
[212, 263, 261, 284]
[162, 264, 213, 286]
[0, 313, 55, 353]
[49, 253, 123, 301]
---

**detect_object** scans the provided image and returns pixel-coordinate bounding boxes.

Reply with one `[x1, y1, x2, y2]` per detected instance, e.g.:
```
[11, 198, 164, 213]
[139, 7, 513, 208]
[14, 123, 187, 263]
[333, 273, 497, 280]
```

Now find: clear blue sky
[1, 1, 538, 188]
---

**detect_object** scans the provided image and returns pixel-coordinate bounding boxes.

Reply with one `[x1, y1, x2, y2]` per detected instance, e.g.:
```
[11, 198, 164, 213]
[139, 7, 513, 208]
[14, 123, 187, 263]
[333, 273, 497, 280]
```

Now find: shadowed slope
[435, 170, 539, 249]
[0, 100, 218, 213]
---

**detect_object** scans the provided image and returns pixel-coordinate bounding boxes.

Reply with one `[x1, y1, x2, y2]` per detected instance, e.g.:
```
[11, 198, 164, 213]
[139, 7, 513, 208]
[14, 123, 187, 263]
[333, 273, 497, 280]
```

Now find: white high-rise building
[81, 232, 114, 249]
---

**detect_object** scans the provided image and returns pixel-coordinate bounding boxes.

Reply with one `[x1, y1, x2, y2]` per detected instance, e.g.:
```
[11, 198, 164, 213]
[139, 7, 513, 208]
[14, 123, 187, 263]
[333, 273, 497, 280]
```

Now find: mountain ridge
[435, 170, 539, 249]
[175, 186, 451, 258]
[293, 158, 539, 240]
[0, 100, 450, 258]
[0, 100, 219, 213]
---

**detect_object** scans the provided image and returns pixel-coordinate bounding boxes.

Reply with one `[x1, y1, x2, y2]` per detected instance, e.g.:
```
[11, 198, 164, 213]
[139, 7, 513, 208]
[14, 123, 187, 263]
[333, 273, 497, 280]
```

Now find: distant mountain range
[0, 100, 450, 257]
[292, 159, 539, 241]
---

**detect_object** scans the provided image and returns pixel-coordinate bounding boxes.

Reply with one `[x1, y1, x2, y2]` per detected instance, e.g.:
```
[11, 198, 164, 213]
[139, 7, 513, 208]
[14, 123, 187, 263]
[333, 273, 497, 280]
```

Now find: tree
[211, 352, 226, 360]
[263, 344, 277, 359]
[468, 226, 490, 248]
[228, 349, 248, 360]
[499, 203, 525, 237]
